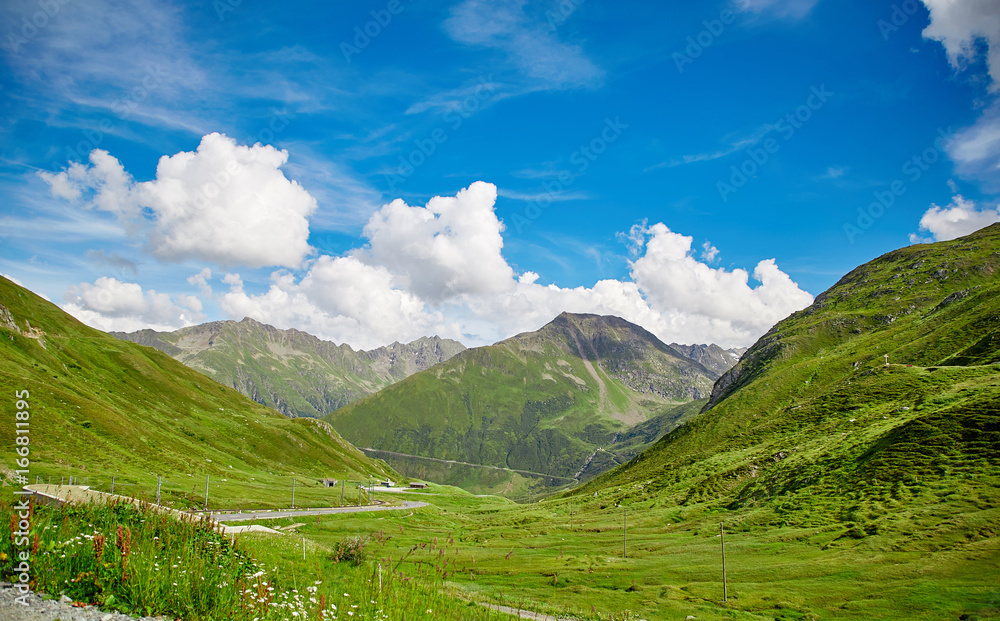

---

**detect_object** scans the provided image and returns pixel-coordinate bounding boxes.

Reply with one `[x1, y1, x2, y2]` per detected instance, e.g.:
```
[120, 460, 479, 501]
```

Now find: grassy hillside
[113, 319, 465, 418]
[325, 312, 718, 497]
[0, 276, 394, 510]
[576, 225, 1000, 548]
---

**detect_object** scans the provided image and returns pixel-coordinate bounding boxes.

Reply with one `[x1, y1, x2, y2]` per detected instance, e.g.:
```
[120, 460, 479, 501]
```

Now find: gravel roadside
[0, 584, 174, 621]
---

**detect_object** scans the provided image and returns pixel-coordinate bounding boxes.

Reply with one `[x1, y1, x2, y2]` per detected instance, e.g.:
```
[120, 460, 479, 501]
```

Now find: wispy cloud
[644, 126, 772, 172]
[442, 0, 604, 91]
[498, 188, 592, 202]
[734, 0, 819, 20]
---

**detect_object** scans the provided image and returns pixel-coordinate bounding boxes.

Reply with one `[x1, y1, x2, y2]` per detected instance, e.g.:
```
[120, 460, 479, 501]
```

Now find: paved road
[212, 500, 428, 522]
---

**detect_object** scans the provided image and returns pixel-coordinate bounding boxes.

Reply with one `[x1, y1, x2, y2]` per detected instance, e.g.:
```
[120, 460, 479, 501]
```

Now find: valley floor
[234, 484, 1000, 621]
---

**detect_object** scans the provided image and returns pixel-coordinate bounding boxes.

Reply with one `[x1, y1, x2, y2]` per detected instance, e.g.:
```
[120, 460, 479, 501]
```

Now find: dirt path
[212, 501, 428, 522]
[484, 603, 581, 620]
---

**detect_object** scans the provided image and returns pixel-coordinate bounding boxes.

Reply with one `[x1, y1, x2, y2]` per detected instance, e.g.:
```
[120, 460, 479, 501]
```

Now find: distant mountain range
[112, 317, 743, 432]
[112, 319, 466, 418]
[324, 312, 725, 496]
[668, 343, 747, 375]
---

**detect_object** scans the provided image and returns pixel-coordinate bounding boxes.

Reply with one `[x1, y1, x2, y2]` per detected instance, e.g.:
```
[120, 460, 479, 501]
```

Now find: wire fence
[29, 473, 397, 512]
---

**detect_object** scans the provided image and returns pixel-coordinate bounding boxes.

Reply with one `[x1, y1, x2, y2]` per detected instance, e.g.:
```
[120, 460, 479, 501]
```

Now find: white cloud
[910, 194, 1000, 242]
[357, 181, 514, 303]
[63, 276, 204, 333]
[38, 150, 139, 223]
[39, 133, 317, 268]
[0, 0, 207, 130]
[141, 133, 316, 267]
[701, 242, 720, 263]
[921, 0, 1000, 89]
[443, 0, 603, 90]
[627, 224, 814, 344]
[2, 273, 24, 286]
[946, 105, 1000, 186]
[187, 268, 213, 298]
[518, 271, 540, 285]
[734, 0, 818, 19]
[217, 260, 449, 351]
[45, 178, 812, 349]
[920, 1, 1000, 186]
[209, 184, 812, 349]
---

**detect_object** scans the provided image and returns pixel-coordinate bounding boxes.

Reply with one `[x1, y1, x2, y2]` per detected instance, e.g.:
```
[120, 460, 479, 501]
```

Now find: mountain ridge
[112, 318, 466, 418]
[324, 311, 722, 497]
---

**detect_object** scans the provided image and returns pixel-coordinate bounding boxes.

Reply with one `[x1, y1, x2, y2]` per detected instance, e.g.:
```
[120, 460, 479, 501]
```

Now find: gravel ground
[0, 584, 174, 621]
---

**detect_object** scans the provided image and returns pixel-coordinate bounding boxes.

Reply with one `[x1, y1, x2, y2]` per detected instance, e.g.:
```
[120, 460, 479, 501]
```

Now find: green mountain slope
[324, 312, 719, 496]
[112, 319, 465, 418]
[0, 276, 394, 508]
[577, 225, 1000, 544]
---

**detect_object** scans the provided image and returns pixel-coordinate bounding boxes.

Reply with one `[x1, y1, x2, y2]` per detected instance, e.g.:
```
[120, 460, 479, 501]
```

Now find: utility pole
[623, 507, 627, 559]
[291, 478, 296, 509]
[721, 522, 727, 602]
[204, 475, 210, 510]
[156, 476, 162, 505]
[111, 475, 115, 495]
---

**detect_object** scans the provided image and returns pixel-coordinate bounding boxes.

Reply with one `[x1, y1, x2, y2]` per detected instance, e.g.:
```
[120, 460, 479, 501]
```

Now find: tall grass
[0, 497, 507, 620]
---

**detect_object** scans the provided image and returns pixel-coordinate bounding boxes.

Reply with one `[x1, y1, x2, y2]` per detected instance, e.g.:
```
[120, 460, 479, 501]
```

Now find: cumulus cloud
[216, 261, 449, 350]
[209, 183, 812, 349]
[910, 194, 1000, 242]
[921, 0, 1000, 89]
[39, 133, 317, 269]
[52, 177, 812, 349]
[919, 1, 1000, 186]
[357, 181, 514, 303]
[628, 224, 814, 344]
[63, 276, 205, 332]
[38, 150, 139, 223]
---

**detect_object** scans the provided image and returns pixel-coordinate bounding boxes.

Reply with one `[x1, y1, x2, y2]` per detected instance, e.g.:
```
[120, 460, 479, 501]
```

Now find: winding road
[211, 500, 428, 522]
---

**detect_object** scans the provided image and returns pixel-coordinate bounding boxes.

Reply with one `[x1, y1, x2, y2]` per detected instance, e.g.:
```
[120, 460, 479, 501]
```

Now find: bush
[331, 535, 368, 566]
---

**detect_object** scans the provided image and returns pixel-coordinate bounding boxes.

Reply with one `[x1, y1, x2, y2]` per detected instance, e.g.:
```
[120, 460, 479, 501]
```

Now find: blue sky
[1, 0, 998, 349]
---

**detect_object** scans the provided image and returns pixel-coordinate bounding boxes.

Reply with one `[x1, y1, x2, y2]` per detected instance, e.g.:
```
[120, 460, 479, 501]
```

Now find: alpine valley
[324, 312, 741, 497]
[1, 227, 997, 621]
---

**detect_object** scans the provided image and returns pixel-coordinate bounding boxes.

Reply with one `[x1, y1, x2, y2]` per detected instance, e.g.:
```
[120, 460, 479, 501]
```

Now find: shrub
[331, 535, 368, 566]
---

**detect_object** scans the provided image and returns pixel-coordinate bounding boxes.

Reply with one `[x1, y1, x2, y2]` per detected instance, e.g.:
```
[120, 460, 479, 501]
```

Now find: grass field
[236, 483, 1000, 620]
